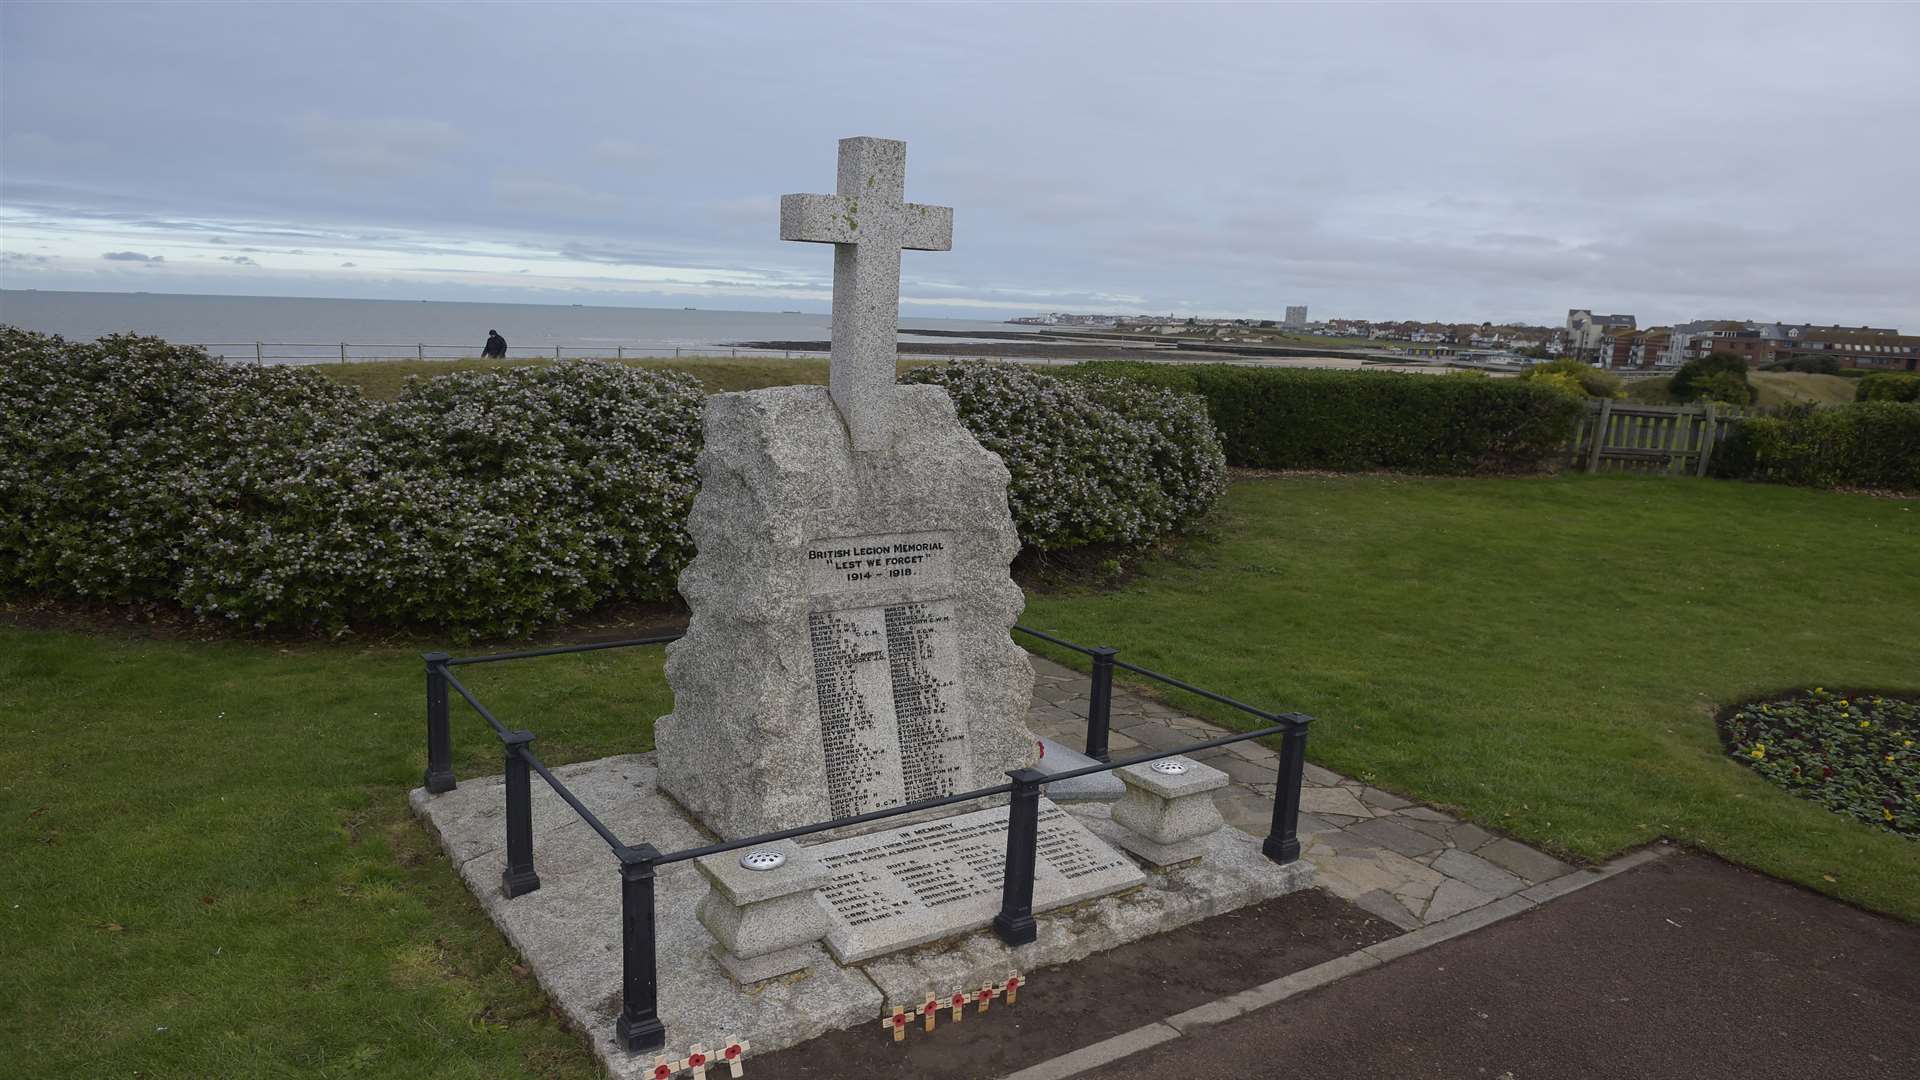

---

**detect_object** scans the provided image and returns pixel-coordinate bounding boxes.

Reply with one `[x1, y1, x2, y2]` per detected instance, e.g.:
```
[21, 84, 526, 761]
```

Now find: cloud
[492, 176, 622, 215]
[102, 251, 163, 262]
[293, 113, 463, 177]
[218, 255, 259, 266]
[2, 252, 51, 263]
[590, 138, 657, 167]
[339, 261, 356, 267]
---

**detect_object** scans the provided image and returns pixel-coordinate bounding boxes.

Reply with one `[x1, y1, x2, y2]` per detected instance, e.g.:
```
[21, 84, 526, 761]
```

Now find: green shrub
[1061, 362, 1584, 474]
[2, 334, 1227, 635]
[1518, 358, 1624, 399]
[903, 362, 1226, 550]
[1721, 689, 1918, 839]
[1671, 354, 1754, 404]
[1857, 372, 1920, 403]
[1, 329, 703, 636]
[1714, 401, 1920, 491]
[1693, 370, 1756, 405]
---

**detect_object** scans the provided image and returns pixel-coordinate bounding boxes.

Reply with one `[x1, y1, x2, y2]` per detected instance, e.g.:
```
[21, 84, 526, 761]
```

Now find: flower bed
[1720, 689, 1918, 838]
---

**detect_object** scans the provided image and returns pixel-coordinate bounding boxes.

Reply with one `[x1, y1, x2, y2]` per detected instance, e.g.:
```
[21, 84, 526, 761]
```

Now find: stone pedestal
[655, 385, 1038, 838]
[1111, 756, 1229, 866]
[695, 840, 833, 984]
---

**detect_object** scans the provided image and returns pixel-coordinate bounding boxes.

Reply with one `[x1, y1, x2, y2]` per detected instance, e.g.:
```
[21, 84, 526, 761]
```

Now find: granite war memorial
[412, 137, 1313, 1078]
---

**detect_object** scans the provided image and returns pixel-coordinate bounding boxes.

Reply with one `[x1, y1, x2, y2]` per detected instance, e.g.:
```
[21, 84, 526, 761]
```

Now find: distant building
[1566, 309, 1636, 362]
[1659, 319, 1917, 371]
[1284, 306, 1307, 329]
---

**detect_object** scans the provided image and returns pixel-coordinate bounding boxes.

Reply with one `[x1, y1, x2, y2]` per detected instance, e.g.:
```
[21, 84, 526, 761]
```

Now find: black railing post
[993, 768, 1045, 946]
[501, 731, 541, 898]
[1262, 717, 1311, 865]
[615, 843, 667, 1053]
[423, 652, 456, 793]
[1085, 647, 1118, 762]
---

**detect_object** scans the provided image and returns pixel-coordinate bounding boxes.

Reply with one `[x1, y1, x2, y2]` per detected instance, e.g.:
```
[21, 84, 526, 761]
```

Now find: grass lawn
[6, 472, 1918, 1076]
[322, 355, 932, 401]
[1022, 473, 1920, 918]
[2, 632, 669, 1078]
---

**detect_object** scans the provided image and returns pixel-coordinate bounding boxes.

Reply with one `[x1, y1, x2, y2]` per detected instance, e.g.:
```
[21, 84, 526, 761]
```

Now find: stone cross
[781, 136, 953, 451]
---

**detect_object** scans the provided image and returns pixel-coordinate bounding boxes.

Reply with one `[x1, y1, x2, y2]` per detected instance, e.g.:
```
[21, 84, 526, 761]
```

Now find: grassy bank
[1628, 370, 1859, 408]
[1023, 473, 1919, 917]
[320, 355, 933, 401]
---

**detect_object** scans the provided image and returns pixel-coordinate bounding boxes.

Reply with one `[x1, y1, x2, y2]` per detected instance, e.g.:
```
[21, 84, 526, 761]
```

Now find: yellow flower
[1887, 754, 1897, 764]
[1885, 808, 1896, 822]
[1905, 740, 1914, 748]
[1860, 720, 1872, 729]
[1750, 745, 1766, 760]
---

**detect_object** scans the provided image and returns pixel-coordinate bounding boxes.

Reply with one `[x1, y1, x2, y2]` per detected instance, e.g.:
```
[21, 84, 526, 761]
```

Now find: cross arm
[780, 193, 858, 245]
[901, 202, 953, 252]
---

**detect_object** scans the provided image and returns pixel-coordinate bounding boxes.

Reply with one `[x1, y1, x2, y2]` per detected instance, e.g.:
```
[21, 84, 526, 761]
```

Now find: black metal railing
[419, 625, 1311, 1054]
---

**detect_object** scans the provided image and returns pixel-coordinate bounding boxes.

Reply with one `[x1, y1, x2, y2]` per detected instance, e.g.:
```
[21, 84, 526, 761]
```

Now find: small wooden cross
[948, 990, 969, 1024]
[685, 1043, 711, 1079]
[649, 1054, 682, 1080]
[1003, 971, 1024, 1005]
[882, 1005, 911, 1042]
[919, 992, 940, 1032]
[720, 1035, 749, 1078]
[977, 981, 997, 1014]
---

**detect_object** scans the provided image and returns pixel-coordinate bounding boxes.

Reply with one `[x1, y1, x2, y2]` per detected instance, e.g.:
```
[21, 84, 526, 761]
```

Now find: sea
[0, 289, 1046, 364]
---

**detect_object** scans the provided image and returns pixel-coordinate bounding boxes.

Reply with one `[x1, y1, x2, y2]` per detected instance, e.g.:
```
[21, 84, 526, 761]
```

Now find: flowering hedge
[903, 362, 1226, 550]
[2, 329, 703, 636]
[3, 335, 1227, 636]
[1712, 402, 1920, 492]
[1721, 690, 1918, 838]
[1062, 362, 1584, 474]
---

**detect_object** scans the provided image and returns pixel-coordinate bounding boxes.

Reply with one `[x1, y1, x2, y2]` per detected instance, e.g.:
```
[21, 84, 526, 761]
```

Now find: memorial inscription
[808, 600, 967, 817]
[806, 800, 1146, 962]
[806, 530, 953, 596]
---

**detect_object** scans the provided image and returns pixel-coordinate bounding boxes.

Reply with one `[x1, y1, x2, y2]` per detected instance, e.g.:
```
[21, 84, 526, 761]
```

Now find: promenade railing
[420, 625, 1311, 1053]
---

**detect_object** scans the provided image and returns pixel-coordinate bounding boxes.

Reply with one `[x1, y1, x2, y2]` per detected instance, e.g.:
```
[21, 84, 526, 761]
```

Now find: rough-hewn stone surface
[655, 386, 1037, 838]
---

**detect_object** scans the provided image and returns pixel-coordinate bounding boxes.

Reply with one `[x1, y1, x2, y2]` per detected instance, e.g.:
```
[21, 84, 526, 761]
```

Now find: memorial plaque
[808, 599, 969, 817]
[806, 799, 1145, 963]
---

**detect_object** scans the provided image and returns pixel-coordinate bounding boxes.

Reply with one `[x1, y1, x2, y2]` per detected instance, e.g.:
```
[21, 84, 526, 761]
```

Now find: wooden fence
[1566, 400, 1740, 476]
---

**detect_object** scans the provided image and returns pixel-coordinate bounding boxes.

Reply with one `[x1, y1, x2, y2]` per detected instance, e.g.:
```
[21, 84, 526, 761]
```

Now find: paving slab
[1477, 836, 1572, 884]
[1022, 652, 1579, 935]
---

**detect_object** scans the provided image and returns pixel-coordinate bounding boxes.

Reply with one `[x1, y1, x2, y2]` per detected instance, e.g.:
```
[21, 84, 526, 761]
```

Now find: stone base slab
[710, 940, 817, 984]
[1111, 828, 1207, 868]
[411, 752, 1314, 1076]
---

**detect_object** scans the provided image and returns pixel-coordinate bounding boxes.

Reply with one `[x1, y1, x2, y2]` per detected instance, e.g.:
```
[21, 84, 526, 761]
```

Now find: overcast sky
[3, 2, 1917, 327]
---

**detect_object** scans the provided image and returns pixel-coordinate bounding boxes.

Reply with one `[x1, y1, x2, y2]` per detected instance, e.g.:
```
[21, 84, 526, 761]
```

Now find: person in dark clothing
[482, 330, 507, 359]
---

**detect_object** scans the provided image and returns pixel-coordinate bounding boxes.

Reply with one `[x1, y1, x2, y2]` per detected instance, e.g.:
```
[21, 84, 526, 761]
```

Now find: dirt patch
[750, 888, 1395, 1079]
